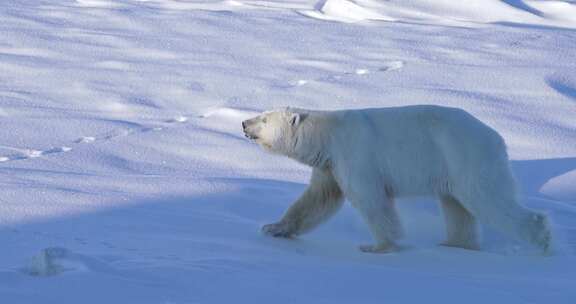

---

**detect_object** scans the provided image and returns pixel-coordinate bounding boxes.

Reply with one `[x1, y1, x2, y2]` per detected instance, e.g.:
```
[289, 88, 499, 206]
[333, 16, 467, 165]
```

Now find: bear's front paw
[359, 243, 397, 254]
[261, 222, 295, 238]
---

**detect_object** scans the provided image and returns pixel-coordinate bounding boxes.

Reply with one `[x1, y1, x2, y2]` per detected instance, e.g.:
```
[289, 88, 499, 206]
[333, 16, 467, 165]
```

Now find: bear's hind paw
[359, 243, 398, 254]
[439, 241, 480, 251]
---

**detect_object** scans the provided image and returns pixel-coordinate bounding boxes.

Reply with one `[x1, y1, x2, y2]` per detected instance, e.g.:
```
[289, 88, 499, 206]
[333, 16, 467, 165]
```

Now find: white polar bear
[242, 105, 552, 254]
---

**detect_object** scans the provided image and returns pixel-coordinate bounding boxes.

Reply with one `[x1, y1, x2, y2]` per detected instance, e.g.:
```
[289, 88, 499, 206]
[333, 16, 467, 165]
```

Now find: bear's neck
[288, 115, 332, 169]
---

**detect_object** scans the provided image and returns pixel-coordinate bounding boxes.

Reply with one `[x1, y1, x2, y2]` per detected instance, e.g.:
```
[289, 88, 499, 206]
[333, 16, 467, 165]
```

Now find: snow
[299, 0, 396, 23]
[307, 0, 576, 27]
[0, 0, 575, 303]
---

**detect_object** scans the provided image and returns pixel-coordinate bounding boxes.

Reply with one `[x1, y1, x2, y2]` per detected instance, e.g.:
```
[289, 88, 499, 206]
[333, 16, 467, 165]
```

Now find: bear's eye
[262, 117, 267, 123]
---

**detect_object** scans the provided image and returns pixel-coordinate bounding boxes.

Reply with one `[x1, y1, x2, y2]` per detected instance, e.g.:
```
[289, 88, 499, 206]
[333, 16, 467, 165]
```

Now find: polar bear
[242, 106, 552, 254]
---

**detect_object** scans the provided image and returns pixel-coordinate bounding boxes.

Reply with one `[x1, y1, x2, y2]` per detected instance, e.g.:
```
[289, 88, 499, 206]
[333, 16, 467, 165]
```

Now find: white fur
[243, 105, 553, 255]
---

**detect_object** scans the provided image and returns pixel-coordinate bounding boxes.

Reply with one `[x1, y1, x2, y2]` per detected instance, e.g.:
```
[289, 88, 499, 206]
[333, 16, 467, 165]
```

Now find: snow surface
[1, 0, 576, 303]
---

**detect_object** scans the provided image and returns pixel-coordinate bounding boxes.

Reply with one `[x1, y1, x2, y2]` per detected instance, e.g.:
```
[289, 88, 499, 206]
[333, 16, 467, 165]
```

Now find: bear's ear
[290, 113, 301, 127]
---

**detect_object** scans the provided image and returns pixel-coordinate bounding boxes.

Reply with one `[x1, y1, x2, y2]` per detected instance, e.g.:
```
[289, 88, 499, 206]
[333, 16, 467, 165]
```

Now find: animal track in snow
[25, 149, 43, 158]
[166, 115, 189, 123]
[0, 114, 194, 164]
[44, 147, 73, 154]
[75, 136, 96, 143]
[378, 60, 404, 71]
[0, 146, 73, 162]
[275, 60, 404, 89]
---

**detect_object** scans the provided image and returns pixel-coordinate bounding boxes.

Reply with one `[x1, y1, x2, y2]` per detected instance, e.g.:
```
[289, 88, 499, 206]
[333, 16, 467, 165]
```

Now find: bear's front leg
[261, 169, 344, 238]
[262, 221, 295, 238]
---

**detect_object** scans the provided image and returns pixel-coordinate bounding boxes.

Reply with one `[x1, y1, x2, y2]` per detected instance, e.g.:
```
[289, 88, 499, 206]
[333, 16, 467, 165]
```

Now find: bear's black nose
[242, 121, 246, 129]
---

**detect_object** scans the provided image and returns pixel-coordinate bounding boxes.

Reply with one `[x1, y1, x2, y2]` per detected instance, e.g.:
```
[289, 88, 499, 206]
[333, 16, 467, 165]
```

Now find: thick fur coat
[242, 105, 552, 254]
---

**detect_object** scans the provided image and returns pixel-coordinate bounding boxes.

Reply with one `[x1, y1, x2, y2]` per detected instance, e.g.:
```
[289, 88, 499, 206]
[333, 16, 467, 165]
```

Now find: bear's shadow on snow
[3, 158, 576, 277]
[0, 176, 437, 278]
[0, 177, 305, 277]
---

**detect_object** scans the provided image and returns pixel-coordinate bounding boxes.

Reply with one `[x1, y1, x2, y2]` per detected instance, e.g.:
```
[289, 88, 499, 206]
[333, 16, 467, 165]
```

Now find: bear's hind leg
[457, 190, 553, 255]
[439, 195, 480, 250]
[475, 200, 552, 255]
[344, 182, 403, 253]
[355, 196, 403, 253]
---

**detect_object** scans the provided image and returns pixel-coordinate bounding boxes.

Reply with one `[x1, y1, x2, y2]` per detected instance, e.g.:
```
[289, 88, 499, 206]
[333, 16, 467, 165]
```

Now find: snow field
[0, 0, 575, 303]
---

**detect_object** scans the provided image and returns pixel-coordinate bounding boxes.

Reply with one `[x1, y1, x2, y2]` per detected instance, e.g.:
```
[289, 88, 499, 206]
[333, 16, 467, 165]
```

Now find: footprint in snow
[165, 115, 189, 123]
[378, 60, 404, 71]
[0, 113, 193, 164]
[0, 146, 72, 163]
[75, 136, 96, 143]
[43, 147, 73, 155]
[25, 149, 44, 158]
[275, 60, 404, 89]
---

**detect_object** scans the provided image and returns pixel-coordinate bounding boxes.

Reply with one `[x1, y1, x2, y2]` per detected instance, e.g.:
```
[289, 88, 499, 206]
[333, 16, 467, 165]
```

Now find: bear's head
[242, 109, 303, 154]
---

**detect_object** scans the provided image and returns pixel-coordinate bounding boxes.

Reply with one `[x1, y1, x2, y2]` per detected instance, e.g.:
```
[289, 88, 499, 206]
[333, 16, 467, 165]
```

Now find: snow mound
[297, 0, 576, 28]
[200, 107, 259, 121]
[542, 170, 576, 202]
[24, 247, 73, 277]
[529, 0, 576, 23]
[22, 247, 118, 277]
[299, 0, 396, 23]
